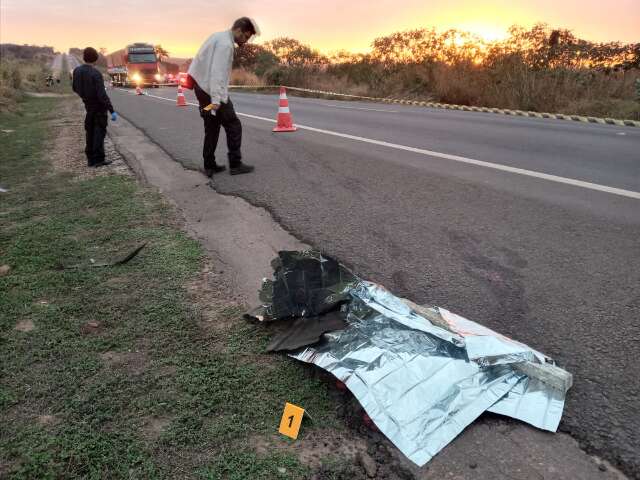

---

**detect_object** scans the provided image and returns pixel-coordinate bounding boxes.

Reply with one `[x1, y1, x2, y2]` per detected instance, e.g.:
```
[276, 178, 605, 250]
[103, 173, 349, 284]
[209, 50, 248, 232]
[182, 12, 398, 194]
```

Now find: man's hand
[111, 112, 118, 122]
[203, 103, 219, 114]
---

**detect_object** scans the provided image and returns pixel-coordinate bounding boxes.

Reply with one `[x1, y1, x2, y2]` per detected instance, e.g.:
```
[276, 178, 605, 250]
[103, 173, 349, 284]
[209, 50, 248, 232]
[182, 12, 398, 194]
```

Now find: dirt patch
[251, 430, 364, 468]
[0, 265, 11, 277]
[141, 415, 172, 441]
[251, 428, 415, 480]
[295, 431, 366, 471]
[80, 321, 102, 335]
[99, 350, 148, 375]
[49, 99, 131, 179]
[104, 275, 134, 287]
[156, 365, 178, 377]
[25, 92, 73, 98]
[187, 261, 245, 332]
[36, 415, 61, 427]
[14, 319, 35, 332]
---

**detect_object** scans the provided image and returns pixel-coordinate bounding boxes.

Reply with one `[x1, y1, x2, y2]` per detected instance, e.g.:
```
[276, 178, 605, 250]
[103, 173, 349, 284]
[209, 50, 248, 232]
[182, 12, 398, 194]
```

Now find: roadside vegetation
[0, 88, 363, 478]
[0, 45, 66, 112]
[234, 23, 640, 120]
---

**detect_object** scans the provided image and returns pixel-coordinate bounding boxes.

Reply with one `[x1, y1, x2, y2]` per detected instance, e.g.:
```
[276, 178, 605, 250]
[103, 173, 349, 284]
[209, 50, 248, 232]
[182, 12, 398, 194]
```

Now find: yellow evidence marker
[278, 402, 305, 439]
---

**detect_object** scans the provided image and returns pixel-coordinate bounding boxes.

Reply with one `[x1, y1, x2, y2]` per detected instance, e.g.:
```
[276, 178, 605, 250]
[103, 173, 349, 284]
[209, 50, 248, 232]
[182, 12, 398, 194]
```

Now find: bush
[230, 68, 262, 86]
[241, 25, 640, 120]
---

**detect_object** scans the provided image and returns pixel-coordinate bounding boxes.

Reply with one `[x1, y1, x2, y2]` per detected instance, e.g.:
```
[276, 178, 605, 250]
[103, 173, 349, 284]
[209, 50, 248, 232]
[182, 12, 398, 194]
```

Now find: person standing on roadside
[72, 47, 117, 168]
[187, 17, 259, 178]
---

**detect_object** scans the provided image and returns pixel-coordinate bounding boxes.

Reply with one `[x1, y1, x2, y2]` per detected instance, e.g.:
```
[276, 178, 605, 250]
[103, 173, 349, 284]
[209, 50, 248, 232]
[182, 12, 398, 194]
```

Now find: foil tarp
[248, 251, 571, 467]
[290, 281, 569, 466]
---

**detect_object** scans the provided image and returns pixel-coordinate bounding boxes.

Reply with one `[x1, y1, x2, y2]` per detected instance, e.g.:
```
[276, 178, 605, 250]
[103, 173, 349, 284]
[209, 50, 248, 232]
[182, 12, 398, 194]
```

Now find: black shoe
[91, 160, 113, 168]
[205, 165, 226, 177]
[229, 163, 255, 175]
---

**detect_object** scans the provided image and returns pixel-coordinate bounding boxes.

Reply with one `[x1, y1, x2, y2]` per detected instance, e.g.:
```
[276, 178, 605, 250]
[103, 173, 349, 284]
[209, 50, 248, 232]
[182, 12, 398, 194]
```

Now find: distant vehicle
[177, 72, 193, 89]
[164, 73, 178, 85]
[106, 43, 164, 87]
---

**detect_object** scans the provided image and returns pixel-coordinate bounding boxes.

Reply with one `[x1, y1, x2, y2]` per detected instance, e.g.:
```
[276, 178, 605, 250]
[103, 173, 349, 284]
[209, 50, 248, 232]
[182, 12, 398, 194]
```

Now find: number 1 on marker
[279, 403, 305, 439]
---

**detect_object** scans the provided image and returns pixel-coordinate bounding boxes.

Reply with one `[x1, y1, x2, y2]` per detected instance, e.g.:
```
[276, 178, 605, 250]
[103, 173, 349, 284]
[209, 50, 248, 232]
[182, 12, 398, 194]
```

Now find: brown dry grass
[0, 57, 56, 112]
[262, 63, 640, 119]
[230, 68, 264, 86]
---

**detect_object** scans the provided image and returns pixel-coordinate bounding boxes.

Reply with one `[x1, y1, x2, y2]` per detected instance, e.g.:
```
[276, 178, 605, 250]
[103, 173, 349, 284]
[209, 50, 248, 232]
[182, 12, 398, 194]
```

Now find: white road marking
[124, 90, 640, 200]
[323, 104, 398, 113]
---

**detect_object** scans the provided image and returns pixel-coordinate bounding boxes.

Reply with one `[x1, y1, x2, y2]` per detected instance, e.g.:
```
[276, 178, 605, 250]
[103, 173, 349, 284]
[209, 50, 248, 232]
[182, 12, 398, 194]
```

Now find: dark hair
[232, 17, 256, 35]
[83, 47, 99, 63]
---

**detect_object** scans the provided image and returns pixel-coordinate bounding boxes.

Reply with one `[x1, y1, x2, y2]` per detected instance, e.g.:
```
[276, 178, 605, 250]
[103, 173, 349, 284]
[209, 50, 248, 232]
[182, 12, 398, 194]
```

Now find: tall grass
[0, 56, 52, 112]
[323, 61, 640, 119]
[229, 68, 263, 86]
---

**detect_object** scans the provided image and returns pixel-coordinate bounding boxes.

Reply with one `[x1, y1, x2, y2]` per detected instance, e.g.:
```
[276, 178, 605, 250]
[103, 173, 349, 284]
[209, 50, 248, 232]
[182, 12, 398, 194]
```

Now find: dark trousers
[194, 82, 242, 170]
[84, 110, 107, 166]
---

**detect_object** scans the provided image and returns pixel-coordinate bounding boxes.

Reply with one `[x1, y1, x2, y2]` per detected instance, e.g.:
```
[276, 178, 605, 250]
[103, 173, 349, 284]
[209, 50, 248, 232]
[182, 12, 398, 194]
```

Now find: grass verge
[0, 96, 340, 479]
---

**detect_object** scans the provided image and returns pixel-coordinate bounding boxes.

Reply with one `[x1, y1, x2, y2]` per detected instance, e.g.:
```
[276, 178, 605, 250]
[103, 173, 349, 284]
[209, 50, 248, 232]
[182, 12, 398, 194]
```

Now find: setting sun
[460, 24, 509, 42]
[1, 0, 639, 57]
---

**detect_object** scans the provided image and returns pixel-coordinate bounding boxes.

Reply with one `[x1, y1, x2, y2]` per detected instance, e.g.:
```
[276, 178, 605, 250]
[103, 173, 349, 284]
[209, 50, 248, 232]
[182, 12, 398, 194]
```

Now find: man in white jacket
[188, 17, 260, 177]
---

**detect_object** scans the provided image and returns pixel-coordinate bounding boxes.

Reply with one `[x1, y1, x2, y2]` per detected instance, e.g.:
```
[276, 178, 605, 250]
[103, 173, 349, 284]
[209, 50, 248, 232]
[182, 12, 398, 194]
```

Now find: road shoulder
[106, 110, 628, 480]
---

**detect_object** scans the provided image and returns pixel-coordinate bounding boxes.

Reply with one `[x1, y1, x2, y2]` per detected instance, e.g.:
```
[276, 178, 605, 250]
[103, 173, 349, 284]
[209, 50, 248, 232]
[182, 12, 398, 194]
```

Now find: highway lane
[235, 91, 640, 194]
[51, 53, 79, 80]
[65, 53, 81, 73]
[145, 88, 639, 192]
[109, 86, 640, 476]
[50, 54, 63, 79]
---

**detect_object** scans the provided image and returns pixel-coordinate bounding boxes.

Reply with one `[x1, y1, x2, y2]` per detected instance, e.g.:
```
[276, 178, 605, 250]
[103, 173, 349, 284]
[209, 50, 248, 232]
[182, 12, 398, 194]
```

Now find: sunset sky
[1, 0, 639, 58]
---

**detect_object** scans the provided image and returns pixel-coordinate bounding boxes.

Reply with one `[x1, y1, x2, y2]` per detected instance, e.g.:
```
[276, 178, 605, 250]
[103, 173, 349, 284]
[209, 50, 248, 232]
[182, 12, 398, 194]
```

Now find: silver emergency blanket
[291, 281, 571, 466]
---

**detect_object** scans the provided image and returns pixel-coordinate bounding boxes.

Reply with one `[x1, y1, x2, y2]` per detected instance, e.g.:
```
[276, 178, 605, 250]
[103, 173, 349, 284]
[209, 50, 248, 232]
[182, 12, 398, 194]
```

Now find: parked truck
[106, 43, 164, 87]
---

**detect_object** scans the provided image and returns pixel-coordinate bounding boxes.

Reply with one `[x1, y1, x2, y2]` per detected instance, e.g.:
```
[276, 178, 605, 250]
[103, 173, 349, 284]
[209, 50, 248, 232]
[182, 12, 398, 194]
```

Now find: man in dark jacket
[72, 47, 117, 167]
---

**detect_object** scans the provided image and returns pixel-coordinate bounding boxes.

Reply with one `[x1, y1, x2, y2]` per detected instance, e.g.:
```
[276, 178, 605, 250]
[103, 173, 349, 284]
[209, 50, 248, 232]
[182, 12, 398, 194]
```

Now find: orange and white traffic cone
[135, 85, 143, 95]
[176, 85, 187, 106]
[273, 86, 296, 132]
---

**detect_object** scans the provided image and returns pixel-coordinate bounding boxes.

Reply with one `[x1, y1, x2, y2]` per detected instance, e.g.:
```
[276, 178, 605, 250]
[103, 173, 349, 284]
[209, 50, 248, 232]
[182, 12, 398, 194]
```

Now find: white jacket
[188, 30, 235, 104]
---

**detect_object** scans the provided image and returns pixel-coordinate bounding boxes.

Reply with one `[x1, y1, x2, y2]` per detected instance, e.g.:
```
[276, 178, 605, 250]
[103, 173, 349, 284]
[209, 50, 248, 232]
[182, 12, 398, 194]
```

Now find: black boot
[205, 165, 227, 177]
[92, 160, 113, 168]
[230, 163, 255, 175]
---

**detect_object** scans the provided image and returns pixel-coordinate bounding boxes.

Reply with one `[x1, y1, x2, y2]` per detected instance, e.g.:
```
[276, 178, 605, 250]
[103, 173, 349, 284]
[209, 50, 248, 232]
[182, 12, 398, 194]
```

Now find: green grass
[200, 451, 307, 480]
[0, 97, 338, 479]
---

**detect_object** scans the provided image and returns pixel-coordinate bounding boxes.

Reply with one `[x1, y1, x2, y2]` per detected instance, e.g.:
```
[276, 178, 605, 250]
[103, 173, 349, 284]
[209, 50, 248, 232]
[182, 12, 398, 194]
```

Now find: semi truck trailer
[107, 43, 164, 87]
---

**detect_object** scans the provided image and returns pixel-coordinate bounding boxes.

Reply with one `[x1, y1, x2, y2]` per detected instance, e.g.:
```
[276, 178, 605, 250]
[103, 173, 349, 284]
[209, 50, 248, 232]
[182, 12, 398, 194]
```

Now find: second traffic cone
[176, 85, 187, 106]
[135, 85, 143, 95]
[273, 86, 296, 132]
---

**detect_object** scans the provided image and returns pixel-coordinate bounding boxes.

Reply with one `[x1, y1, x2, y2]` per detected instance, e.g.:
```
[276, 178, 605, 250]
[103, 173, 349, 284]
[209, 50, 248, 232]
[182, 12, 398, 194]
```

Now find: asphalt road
[65, 53, 80, 73]
[51, 53, 79, 79]
[50, 54, 63, 78]
[109, 86, 640, 476]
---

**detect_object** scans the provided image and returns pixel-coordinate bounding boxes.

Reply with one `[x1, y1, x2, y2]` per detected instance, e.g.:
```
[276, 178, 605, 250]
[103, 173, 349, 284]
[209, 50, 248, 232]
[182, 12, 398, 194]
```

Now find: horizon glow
[1, 0, 638, 59]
